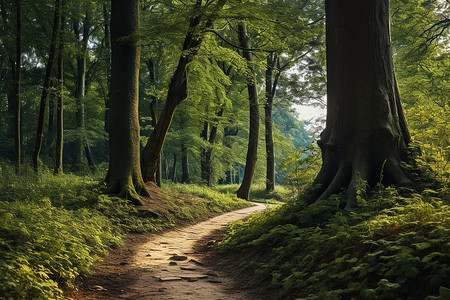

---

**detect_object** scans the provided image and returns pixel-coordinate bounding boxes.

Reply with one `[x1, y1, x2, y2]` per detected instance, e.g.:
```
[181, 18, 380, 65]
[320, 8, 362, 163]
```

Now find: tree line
[1, 0, 448, 204]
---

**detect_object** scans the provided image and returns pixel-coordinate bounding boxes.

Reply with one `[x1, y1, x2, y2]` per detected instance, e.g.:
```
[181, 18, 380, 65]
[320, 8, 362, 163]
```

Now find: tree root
[107, 176, 149, 206]
[315, 156, 412, 210]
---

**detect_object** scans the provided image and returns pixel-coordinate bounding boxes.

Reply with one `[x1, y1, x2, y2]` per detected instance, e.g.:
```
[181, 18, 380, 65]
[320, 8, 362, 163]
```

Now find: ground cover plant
[219, 182, 450, 299]
[0, 163, 249, 300]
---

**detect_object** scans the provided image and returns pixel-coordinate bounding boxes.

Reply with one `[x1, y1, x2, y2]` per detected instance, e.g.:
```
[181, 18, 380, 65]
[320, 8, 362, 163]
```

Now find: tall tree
[313, 0, 412, 209]
[107, 0, 148, 204]
[14, 0, 21, 173]
[32, 0, 61, 173]
[264, 53, 281, 191]
[54, 16, 64, 175]
[237, 24, 260, 200]
[141, 0, 225, 182]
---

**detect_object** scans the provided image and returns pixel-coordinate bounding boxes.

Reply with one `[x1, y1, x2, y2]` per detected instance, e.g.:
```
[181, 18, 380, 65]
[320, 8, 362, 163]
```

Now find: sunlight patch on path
[124, 203, 266, 300]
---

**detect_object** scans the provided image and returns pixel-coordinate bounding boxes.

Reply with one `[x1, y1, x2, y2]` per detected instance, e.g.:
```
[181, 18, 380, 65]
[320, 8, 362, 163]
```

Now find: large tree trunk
[14, 0, 21, 174]
[107, 0, 148, 204]
[32, 0, 60, 173]
[141, 0, 225, 182]
[314, 0, 412, 209]
[237, 24, 260, 200]
[264, 53, 280, 192]
[54, 16, 64, 175]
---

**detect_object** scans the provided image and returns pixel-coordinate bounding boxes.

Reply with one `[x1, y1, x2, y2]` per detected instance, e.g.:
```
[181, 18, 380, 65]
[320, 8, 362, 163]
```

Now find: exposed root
[107, 176, 149, 206]
[317, 163, 350, 201]
[315, 156, 412, 210]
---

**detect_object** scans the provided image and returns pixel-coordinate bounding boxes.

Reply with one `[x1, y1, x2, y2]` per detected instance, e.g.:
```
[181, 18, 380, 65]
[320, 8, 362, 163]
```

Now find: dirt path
[70, 203, 266, 300]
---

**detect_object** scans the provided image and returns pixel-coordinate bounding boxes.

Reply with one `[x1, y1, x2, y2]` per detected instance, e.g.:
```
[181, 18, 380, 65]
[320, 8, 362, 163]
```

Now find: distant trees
[32, 0, 61, 173]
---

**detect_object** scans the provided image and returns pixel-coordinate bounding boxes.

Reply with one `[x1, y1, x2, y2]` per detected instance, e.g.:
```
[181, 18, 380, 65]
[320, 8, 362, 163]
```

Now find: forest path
[70, 203, 266, 300]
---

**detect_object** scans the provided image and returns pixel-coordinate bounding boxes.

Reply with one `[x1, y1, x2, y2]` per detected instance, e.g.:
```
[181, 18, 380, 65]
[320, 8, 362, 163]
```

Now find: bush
[220, 184, 450, 299]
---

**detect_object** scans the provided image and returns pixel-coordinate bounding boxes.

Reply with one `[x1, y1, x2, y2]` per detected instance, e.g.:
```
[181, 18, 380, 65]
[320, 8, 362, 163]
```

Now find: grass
[209, 183, 291, 205]
[0, 163, 250, 300]
[219, 184, 450, 299]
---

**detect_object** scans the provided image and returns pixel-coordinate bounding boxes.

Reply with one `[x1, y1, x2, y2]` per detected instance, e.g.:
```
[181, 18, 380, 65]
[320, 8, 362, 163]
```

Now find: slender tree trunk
[107, 0, 148, 204]
[47, 80, 55, 152]
[200, 122, 208, 183]
[314, 0, 412, 209]
[237, 24, 260, 200]
[141, 0, 225, 182]
[73, 17, 88, 168]
[265, 54, 275, 191]
[103, 5, 111, 134]
[32, 0, 61, 173]
[161, 150, 169, 180]
[170, 153, 177, 182]
[205, 108, 224, 186]
[54, 16, 64, 174]
[181, 142, 190, 183]
[14, 0, 21, 174]
[147, 59, 161, 186]
[84, 137, 96, 171]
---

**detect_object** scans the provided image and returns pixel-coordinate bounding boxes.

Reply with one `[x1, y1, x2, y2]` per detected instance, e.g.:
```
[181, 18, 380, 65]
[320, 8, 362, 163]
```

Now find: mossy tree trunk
[107, 0, 148, 204]
[237, 24, 260, 200]
[314, 0, 412, 209]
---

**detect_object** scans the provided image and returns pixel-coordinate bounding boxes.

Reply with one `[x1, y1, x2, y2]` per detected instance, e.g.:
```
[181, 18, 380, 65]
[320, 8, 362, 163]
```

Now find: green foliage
[279, 143, 321, 196]
[391, 0, 450, 184]
[220, 185, 450, 299]
[0, 169, 121, 299]
[163, 182, 251, 213]
[0, 162, 250, 299]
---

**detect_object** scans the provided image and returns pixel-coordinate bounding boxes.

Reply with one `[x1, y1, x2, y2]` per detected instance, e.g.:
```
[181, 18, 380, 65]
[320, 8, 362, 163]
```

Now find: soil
[66, 183, 269, 300]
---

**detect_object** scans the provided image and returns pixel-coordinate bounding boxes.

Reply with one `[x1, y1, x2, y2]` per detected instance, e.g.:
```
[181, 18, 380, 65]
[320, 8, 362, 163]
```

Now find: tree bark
[14, 0, 21, 174]
[147, 59, 161, 186]
[237, 24, 260, 200]
[47, 80, 55, 152]
[103, 5, 111, 134]
[73, 16, 89, 169]
[314, 0, 412, 209]
[107, 0, 148, 204]
[54, 16, 64, 175]
[264, 53, 280, 192]
[141, 0, 225, 182]
[32, 0, 61, 173]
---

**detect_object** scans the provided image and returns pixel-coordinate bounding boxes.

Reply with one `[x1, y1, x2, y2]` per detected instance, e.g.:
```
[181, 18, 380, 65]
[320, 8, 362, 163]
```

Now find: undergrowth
[0, 164, 248, 300]
[220, 184, 450, 299]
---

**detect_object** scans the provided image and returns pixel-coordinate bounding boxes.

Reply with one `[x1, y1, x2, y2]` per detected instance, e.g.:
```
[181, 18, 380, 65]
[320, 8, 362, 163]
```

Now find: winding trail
[73, 203, 266, 300]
